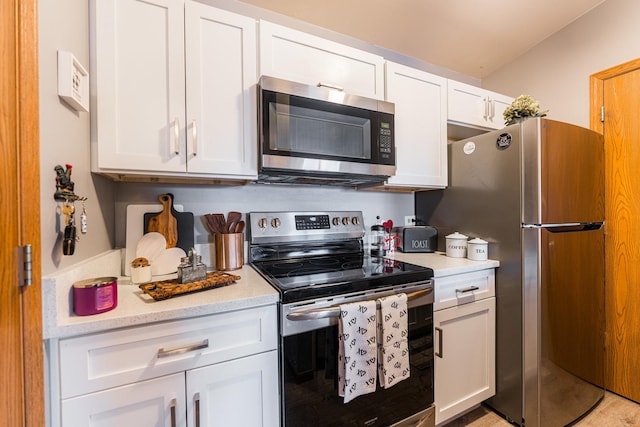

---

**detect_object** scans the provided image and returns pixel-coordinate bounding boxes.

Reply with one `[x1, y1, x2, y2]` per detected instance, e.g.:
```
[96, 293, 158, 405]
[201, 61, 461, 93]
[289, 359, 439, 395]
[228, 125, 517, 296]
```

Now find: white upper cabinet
[383, 62, 448, 189]
[448, 80, 513, 130]
[184, 2, 257, 177]
[90, 0, 257, 181]
[259, 20, 385, 100]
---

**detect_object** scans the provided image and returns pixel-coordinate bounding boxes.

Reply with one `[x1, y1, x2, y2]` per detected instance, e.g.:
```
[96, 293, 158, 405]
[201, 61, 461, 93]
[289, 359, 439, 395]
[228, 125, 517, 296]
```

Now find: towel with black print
[338, 299, 378, 403]
[377, 293, 410, 388]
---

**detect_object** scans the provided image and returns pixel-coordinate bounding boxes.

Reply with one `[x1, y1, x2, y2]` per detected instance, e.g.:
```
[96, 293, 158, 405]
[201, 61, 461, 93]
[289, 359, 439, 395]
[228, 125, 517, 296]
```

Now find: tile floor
[442, 392, 640, 427]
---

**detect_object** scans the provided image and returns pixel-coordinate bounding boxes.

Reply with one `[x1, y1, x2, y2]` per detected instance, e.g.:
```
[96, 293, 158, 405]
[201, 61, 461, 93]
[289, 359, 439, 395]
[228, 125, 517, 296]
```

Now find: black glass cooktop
[251, 252, 433, 303]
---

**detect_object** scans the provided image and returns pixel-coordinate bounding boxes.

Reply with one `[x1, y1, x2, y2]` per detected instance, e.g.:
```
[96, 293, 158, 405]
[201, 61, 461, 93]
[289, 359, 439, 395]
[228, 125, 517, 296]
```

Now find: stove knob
[351, 217, 360, 225]
[257, 218, 267, 229]
[332, 217, 341, 226]
[342, 217, 350, 225]
[271, 218, 281, 228]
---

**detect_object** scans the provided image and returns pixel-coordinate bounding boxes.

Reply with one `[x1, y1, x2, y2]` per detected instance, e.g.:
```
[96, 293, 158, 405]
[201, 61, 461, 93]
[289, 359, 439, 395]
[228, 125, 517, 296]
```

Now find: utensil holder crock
[215, 233, 244, 271]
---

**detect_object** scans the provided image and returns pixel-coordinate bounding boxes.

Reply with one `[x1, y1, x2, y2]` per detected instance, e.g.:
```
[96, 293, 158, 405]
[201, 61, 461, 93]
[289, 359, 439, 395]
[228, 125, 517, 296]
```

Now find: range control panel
[249, 211, 365, 244]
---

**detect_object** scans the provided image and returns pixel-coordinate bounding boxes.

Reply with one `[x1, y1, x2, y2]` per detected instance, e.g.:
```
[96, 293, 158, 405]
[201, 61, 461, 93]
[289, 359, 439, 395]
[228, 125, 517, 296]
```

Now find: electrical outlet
[404, 215, 416, 226]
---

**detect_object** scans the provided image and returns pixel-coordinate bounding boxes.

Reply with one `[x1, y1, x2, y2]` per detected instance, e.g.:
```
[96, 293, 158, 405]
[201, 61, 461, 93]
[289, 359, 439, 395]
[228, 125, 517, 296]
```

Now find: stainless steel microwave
[257, 76, 396, 187]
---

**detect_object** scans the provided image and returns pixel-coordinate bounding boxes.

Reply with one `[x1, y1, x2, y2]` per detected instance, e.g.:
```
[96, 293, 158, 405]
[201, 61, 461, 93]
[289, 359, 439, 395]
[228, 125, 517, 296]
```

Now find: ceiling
[239, 0, 607, 79]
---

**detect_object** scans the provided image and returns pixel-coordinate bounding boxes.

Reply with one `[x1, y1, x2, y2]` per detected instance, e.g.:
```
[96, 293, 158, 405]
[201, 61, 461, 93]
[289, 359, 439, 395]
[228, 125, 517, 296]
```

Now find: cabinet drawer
[434, 269, 495, 311]
[58, 305, 277, 398]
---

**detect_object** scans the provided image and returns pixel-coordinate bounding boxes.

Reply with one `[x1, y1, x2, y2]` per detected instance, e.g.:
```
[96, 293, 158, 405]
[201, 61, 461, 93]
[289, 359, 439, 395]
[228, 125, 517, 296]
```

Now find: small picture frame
[57, 50, 89, 112]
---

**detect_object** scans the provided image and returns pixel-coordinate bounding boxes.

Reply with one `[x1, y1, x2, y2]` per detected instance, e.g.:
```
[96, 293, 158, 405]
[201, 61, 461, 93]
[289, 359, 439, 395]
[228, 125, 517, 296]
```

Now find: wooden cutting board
[138, 272, 241, 301]
[144, 193, 194, 252]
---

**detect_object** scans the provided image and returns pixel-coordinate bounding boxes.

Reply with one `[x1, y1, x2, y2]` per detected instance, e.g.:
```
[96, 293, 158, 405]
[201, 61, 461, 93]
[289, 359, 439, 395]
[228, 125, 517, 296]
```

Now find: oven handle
[286, 288, 433, 321]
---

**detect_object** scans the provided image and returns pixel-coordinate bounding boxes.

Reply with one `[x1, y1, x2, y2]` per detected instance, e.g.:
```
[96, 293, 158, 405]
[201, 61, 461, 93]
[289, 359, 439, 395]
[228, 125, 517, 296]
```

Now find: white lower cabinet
[62, 374, 186, 427]
[50, 305, 279, 427]
[187, 351, 279, 426]
[433, 271, 496, 426]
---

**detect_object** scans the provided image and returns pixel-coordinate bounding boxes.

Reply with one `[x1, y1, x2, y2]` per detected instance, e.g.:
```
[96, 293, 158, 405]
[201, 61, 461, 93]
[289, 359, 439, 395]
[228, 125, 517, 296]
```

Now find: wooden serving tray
[139, 271, 241, 301]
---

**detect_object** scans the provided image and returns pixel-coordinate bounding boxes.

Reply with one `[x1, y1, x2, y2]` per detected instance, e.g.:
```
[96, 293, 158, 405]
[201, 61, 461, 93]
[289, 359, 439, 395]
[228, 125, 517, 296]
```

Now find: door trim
[590, 58, 640, 133]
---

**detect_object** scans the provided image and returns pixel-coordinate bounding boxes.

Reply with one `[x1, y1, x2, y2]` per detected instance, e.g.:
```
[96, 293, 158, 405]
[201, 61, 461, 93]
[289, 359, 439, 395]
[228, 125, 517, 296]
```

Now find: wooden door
[591, 58, 640, 402]
[1, 0, 44, 425]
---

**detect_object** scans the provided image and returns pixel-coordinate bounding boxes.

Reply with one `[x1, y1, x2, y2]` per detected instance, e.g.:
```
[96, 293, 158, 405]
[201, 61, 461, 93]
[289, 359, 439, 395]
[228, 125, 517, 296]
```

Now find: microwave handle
[317, 82, 344, 92]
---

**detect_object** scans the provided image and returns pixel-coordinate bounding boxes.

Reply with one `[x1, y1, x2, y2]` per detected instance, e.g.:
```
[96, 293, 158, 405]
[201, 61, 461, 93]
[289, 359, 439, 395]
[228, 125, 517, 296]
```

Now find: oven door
[280, 284, 435, 427]
[259, 77, 395, 179]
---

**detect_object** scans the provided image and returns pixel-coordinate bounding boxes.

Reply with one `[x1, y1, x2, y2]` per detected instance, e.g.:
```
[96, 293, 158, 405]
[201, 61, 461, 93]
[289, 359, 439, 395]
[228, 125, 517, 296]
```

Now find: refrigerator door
[523, 225, 605, 426]
[521, 119, 605, 225]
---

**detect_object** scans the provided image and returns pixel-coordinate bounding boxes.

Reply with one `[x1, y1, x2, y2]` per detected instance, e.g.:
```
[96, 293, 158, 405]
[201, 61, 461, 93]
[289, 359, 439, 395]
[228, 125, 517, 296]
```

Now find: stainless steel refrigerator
[415, 118, 605, 426]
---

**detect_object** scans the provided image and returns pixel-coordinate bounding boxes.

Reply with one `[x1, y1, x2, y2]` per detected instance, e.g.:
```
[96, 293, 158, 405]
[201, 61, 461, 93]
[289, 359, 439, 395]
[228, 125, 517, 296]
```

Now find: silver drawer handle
[286, 288, 433, 321]
[157, 339, 209, 358]
[455, 286, 479, 294]
[317, 82, 344, 91]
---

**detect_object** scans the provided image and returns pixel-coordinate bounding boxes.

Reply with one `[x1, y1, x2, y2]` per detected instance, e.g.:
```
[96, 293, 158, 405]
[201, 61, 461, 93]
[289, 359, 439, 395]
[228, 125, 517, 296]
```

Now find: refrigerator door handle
[523, 223, 603, 233]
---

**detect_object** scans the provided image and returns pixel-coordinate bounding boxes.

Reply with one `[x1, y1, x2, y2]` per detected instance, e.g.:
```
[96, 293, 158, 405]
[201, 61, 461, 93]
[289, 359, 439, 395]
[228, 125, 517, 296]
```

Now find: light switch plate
[57, 50, 89, 112]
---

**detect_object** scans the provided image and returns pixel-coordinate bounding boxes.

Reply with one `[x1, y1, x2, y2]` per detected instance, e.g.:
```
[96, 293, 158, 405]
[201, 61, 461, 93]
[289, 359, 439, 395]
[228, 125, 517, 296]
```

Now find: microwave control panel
[379, 122, 393, 154]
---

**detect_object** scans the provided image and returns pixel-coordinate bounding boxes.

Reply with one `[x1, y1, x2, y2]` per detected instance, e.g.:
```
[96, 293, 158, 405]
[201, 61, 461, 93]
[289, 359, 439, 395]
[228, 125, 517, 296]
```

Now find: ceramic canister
[467, 238, 489, 261]
[445, 232, 468, 258]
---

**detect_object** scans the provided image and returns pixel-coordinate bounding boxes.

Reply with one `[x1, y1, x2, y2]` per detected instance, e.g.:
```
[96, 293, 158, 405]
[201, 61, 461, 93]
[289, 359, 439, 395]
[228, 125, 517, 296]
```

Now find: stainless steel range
[249, 211, 435, 427]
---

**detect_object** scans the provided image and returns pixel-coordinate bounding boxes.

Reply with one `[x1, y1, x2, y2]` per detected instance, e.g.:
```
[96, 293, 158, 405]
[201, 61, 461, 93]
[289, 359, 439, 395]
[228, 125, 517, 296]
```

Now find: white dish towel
[377, 293, 410, 388]
[338, 299, 378, 403]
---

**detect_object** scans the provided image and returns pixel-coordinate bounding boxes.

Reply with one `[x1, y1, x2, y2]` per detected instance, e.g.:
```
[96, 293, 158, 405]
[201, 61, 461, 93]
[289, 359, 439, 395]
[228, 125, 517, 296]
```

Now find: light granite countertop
[391, 251, 499, 277]
[42, 250, 497, 340]
[42, 250, 279, 340]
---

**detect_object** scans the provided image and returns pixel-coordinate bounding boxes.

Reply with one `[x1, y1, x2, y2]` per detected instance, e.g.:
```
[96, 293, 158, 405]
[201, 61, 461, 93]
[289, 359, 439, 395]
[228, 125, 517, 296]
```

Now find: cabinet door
[91, 0, 186, 172]
[448, 80, 512, 130]
[185, 3, 257, 179]
[434, 297, 496, 425]
[490, 93, 513, 128]
[259, 20, 384, 99]
[187, 350, 279, 427]
[384, 62, 447, 189]
[61, 373, 186, 427]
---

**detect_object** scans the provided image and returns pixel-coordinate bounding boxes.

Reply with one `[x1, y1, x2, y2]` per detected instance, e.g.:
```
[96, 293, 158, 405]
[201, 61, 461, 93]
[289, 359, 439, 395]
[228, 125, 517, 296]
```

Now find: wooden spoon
[226, 211, 242, 233]
[212, 213, 227, 234]
[203, 214, 218, 235]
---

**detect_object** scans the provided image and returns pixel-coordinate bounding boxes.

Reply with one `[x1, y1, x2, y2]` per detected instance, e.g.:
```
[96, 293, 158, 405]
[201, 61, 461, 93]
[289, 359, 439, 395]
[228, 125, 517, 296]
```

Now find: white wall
[482, 0, 640, 128]
[39, 0, 115, 275]
[38, 0, 418, 276]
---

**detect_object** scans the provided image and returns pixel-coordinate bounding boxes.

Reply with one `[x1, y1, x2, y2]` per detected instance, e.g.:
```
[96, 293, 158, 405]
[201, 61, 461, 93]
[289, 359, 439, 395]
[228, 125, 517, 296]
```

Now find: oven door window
[264, 92, 374, 162]
[281, 304, 434, 426]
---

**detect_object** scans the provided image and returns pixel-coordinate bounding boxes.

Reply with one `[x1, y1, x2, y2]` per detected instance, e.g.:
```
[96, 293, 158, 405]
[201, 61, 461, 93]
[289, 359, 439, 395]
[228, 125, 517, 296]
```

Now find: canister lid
[468, 238, 487, 244]
[446, 232, 468, 240]
[73, 277, 117, 288]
